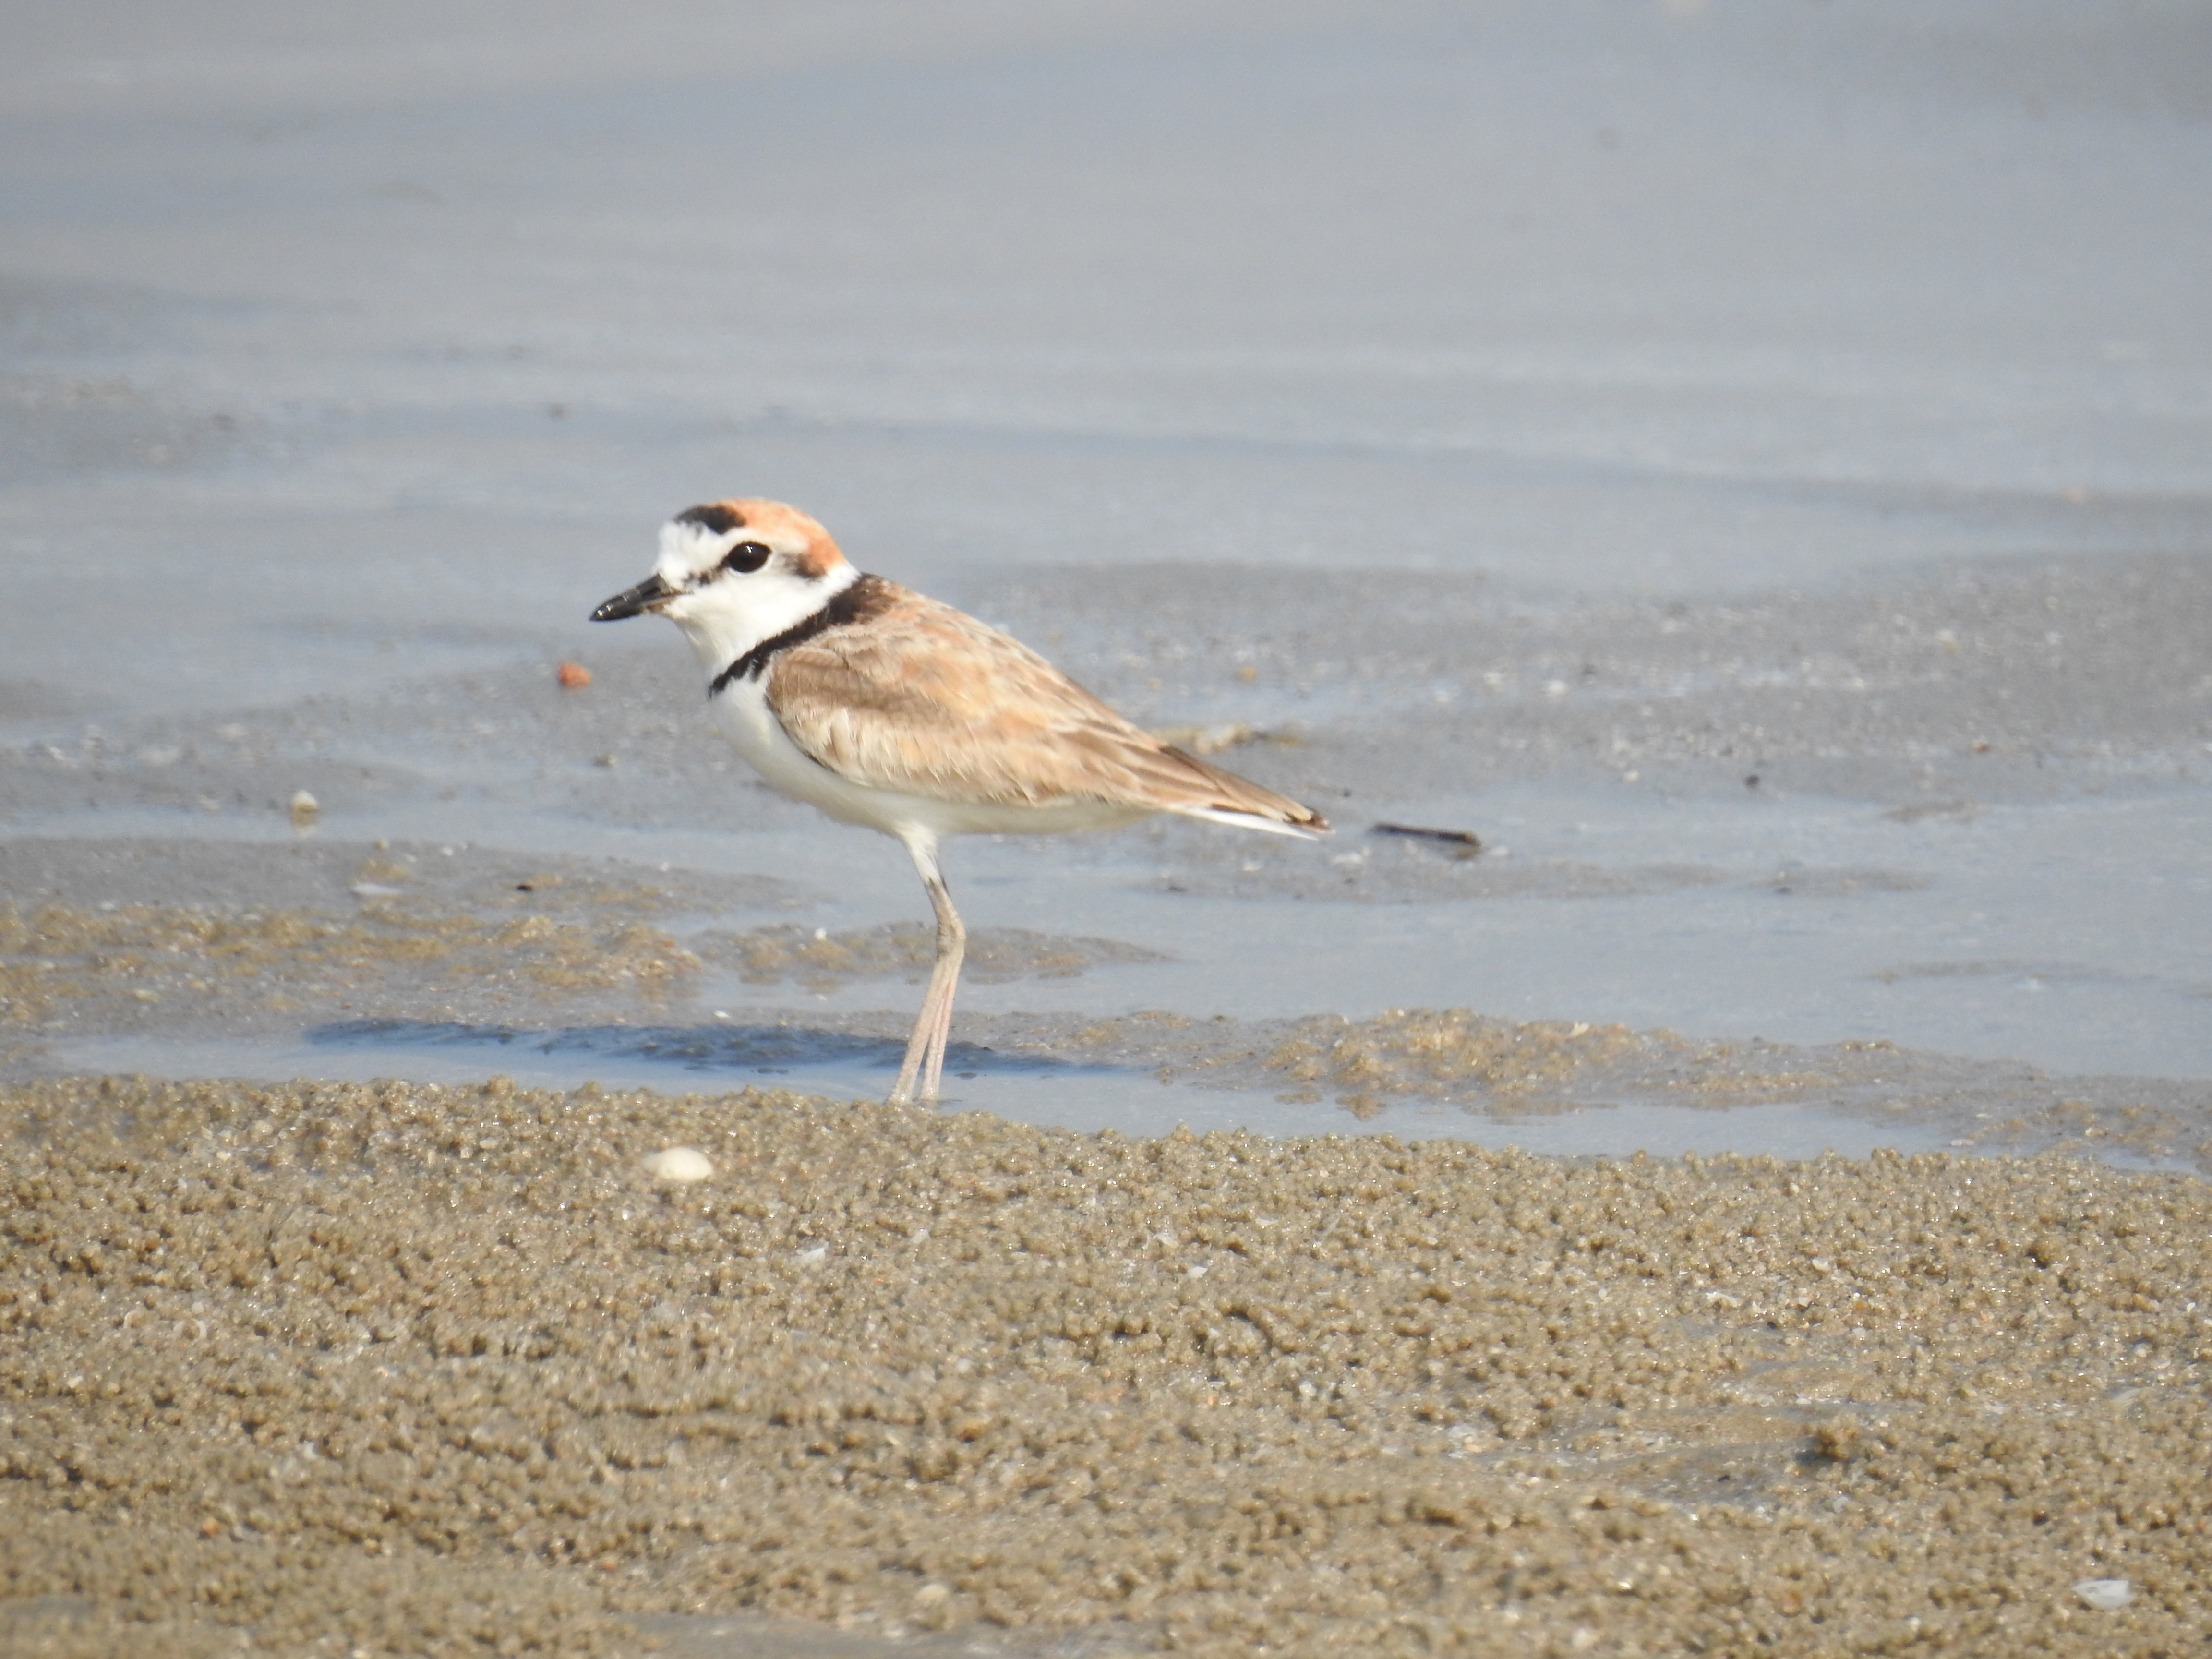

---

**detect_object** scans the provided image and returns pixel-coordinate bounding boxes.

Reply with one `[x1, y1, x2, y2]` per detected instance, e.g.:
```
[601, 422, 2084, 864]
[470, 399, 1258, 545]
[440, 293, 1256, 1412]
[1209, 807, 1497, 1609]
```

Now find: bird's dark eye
[721, 541, 772, 574]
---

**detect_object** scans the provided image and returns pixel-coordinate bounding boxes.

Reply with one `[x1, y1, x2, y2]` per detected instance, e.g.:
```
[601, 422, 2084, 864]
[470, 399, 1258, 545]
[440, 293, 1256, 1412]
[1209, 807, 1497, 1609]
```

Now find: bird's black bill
[590, 574, 673, 622]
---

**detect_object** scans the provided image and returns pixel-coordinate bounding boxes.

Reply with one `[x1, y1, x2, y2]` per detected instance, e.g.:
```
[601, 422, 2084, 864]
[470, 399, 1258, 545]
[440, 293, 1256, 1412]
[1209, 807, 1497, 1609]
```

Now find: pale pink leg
[920, 930, 961, 1101]
[888, 836, 964, 1106]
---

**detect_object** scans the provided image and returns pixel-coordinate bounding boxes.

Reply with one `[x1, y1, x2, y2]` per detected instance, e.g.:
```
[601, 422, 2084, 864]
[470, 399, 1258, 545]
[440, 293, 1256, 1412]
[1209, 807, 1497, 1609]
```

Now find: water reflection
[306, 1017, 1108, 1082]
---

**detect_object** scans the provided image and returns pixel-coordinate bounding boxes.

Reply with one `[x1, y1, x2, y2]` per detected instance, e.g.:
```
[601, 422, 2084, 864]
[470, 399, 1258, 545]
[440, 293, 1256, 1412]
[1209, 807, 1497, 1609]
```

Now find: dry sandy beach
[5, 0, 2212, 1653]
[5, 1075, 2210, 1658]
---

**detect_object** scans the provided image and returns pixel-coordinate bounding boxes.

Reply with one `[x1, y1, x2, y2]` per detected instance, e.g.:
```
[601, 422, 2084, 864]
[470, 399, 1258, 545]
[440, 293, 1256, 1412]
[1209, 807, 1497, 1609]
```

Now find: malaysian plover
[592, 499, 1328, 1104]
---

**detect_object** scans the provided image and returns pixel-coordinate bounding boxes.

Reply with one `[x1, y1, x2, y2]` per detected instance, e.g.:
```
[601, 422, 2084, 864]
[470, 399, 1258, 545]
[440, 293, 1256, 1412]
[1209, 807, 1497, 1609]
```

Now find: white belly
[708, 679, 1150, 842]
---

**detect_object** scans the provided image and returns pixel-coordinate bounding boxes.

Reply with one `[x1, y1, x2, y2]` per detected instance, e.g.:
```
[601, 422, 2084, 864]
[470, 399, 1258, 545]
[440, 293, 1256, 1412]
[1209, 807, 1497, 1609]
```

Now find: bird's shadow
[306, 1017, 1104, 1083]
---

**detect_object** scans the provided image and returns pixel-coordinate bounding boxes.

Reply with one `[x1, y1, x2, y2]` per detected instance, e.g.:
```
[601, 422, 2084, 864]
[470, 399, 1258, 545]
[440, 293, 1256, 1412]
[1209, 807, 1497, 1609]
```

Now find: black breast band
[709, 580, 876, 697]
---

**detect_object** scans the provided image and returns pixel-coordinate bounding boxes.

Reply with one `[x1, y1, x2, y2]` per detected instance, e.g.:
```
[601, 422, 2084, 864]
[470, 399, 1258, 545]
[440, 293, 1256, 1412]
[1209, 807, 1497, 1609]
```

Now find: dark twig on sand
[1369, 821, 1483, 858]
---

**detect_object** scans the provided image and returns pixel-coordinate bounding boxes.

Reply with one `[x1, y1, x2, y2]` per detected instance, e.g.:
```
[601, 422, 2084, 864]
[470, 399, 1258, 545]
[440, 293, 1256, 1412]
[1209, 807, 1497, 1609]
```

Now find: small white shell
[2073, 1578, 2133, 1611]
[642, 1146, 714, 1184]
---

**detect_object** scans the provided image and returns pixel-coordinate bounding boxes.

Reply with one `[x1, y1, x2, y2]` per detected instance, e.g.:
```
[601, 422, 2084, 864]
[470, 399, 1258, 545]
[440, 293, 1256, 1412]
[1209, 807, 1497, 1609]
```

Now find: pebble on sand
[289, 789, 318, 828]
[1151, 720, 1259, 755]
[557, 661, 592, 689]
[641, 1145, 713, 1183]
[2073, 1578, 2134, 1611]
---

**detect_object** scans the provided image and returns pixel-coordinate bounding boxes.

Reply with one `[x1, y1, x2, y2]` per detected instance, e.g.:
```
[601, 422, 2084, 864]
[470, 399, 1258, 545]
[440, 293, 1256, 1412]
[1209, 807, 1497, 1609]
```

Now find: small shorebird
[591, 498, 1328, 1104]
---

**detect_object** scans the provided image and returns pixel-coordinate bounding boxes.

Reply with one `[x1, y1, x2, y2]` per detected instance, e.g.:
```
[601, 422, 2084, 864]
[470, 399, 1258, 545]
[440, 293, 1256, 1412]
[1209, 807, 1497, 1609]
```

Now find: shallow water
[3, 0, 2209, 1165]
[43, 1024, 1971, 1163]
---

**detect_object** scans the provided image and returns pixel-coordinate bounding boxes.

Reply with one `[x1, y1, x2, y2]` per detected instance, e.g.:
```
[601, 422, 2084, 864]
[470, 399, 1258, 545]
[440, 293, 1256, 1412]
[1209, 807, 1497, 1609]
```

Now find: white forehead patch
[656, 518, 733, 581]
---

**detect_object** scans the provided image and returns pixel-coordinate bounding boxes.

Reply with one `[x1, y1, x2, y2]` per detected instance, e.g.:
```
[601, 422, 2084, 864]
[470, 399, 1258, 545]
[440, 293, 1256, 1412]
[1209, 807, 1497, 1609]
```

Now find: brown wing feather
[765, 582, 1326, 829]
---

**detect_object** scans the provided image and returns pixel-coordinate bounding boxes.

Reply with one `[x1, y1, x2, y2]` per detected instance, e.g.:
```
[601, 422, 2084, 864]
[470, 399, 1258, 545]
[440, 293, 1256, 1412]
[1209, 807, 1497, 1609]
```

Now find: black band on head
[675, 504, 745, 535]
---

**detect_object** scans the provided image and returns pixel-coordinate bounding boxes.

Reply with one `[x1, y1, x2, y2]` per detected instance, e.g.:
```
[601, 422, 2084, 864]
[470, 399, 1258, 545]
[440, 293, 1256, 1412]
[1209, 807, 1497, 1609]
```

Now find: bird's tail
[1156, 745, 1331, 837]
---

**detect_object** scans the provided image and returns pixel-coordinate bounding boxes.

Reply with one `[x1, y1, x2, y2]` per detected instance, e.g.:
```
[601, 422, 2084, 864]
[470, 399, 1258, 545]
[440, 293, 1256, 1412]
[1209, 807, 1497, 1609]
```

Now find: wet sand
[5, 1073, 2209, 1657]
[7, 833, 2210, 1172]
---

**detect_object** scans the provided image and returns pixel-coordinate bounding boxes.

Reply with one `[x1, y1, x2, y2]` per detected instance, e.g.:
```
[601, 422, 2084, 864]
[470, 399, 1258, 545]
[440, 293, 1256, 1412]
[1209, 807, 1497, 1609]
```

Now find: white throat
[664, 561, 861, 685]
